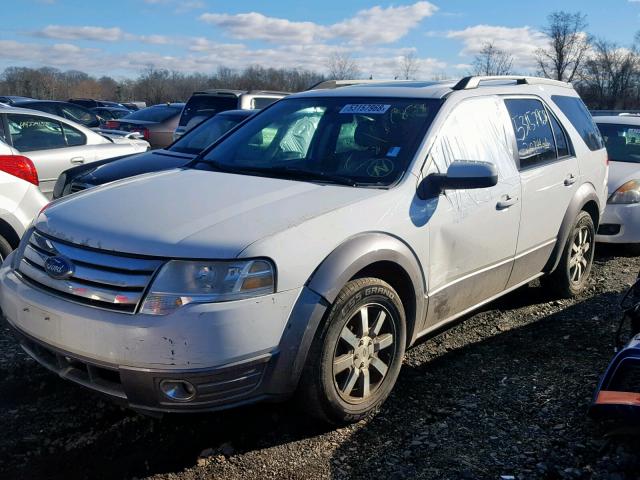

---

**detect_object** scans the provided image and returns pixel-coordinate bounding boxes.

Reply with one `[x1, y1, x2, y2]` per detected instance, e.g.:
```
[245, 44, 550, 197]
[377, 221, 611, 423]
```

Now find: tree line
[2, 10, 639, 110]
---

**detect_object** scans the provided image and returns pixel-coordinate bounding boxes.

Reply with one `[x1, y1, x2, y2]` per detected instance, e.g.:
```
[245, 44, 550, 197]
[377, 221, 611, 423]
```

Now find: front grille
[17, 230, 164, 313]
[598, 223, 621, 236]
[69, 183, 89, 194]
[610, 358, 640, 392]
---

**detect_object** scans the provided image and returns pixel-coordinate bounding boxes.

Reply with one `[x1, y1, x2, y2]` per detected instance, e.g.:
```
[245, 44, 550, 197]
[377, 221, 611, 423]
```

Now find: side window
[6, 113, 66, 152]
[62, 122, 86, 147]
[551, 95, 604, 151]
[429, 96, 517, 183]
[504, 98, 557, 169]
[549, 112, 570, 158]
[61, 104, 94, 125]
[252, 97, 278, 109]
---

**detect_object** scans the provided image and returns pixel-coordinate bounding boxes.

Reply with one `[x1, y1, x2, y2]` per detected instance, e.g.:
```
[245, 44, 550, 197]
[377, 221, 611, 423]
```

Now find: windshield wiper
[198, 162, 361, 186]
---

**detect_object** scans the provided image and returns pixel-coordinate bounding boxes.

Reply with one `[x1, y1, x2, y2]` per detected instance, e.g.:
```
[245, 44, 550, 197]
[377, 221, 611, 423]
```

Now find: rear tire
[542, 211, 595, 297]
[298, 278, 406, 424]
[0, 234, 12, 264]
[626, 244, 640, 256]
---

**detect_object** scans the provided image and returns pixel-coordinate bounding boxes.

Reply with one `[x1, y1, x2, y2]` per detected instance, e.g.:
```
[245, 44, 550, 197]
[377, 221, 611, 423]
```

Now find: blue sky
[1, 0, 639, 79]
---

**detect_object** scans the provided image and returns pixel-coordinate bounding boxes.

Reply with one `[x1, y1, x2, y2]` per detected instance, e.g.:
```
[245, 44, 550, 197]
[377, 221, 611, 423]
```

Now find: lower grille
[598, 223, 621, 236]
[20, 335, 126, 399]
[17, 230, 164, 313]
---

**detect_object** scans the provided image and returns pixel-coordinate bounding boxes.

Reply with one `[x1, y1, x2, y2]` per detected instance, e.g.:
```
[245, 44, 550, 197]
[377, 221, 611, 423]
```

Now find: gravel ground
[1, 246, 640, 480]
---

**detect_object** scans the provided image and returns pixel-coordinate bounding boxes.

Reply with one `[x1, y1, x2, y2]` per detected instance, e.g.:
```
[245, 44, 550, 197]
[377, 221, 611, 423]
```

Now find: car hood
[77, 150, 195, 186]
[608, 161, 640, 192]
[37, 169, 383, 258]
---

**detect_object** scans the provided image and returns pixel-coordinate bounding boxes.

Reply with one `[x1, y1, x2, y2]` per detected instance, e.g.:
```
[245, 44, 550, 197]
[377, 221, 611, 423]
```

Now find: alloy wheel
[569, 225, 592, 284]
[332, 303, 397, 404]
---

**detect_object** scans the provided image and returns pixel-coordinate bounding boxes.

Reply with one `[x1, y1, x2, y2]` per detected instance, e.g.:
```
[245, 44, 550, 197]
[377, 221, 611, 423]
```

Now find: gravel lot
[1, 246, 640, 480]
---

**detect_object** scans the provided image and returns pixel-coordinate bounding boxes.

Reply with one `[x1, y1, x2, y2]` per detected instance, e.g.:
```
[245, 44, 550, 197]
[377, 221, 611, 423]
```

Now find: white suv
[0, 76, 608, 423]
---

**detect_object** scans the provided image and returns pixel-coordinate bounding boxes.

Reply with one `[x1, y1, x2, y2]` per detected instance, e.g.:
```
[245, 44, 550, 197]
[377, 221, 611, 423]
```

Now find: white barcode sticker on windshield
[340, 104, 391, 114]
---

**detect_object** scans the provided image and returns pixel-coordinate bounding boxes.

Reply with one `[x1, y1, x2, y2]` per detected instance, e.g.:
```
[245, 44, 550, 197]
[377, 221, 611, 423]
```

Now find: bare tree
[536, 11, 591, 82]
[326, 52, 360, 80]
[398, 51, 419, 80]
[580, 39, 639, 109]
[471, 42, 513, 76]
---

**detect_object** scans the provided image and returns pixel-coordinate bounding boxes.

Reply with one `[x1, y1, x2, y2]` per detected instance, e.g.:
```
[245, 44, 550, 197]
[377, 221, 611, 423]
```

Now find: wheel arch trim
[545, 182, 600, 273]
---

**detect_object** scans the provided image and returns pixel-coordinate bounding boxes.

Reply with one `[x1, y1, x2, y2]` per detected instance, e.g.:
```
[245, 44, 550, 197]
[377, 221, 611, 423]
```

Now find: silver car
[0, 106, 149, 197]
[594, 115, 640, 251]
[0, 76, 608, 423]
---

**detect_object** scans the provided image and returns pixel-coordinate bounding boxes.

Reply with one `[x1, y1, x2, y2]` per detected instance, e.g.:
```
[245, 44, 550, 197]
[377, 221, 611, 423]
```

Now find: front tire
[299, 278, 406, 424]
[0, 234, 12, 264]
[542, 211, 595, 297]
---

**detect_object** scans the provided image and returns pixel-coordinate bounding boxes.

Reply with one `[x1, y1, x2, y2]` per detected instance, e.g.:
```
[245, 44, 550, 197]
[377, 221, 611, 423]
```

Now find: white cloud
[446, 24, 547, 69]
[199, 1, 437, 45]
[0, 37, 448, 80]
[37, 25, 126, 42]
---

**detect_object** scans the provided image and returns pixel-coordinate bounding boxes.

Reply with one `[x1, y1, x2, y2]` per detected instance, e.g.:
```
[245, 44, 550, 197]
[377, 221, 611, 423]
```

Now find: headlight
[140, 259, 275, 315]
[609, 180, 640, 204]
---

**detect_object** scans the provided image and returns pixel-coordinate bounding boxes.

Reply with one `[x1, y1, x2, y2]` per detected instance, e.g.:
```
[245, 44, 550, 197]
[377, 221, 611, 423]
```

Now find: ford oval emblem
[44, 256, 75, 280]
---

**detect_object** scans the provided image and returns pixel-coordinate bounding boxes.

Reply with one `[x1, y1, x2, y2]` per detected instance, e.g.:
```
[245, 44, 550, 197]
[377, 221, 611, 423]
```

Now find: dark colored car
[53, 109, 255, 198]
[104, 103, 185, 149]
[10, 99, 100, 128]
[69, 98, 128, 109]
[0, 95, 34, 105]
[92, 106, 132, 123]
[174, 89, 287, 140]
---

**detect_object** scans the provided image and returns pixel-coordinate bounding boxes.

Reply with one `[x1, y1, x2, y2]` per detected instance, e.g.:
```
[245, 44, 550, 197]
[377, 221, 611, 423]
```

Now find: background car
[69, 98, 129, 110]
[104, 103, 185, 149]
[0, 141, 48, 261]
[54, 109, 255, 198]
[10, 99, 100, 128]
[0, 95, 34, 105]
[173, 89, 287, 140]
[0, 105, 149, 197]
[92, 106, 132, 124]
[595, 115, 640, 252]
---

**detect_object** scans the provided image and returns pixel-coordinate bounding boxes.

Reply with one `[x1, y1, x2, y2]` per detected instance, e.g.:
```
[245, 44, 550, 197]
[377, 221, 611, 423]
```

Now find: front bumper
[596, 202, 640, 244]
[590, 336, 640, 420]
[0, 257, 329, 412]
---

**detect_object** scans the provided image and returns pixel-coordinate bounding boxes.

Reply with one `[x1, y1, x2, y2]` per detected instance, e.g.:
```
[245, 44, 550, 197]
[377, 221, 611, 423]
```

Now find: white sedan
[595, 115, 640, 251]
[0, 141, 48, 261]
[0, 105, 149, 198]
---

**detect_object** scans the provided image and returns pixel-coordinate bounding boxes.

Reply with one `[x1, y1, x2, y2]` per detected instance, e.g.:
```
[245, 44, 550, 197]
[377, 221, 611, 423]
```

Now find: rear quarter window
[551, 95, 604, 151]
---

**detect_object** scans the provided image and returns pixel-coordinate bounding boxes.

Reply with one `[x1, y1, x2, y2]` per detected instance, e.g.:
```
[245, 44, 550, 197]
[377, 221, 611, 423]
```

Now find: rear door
[425, 95, 522, 326]
[5, 112, 95, 198]
[503, 97, 580, 286]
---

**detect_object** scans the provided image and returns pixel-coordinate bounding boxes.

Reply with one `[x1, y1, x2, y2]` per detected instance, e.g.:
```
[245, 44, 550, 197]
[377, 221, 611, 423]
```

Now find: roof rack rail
[452, 76, 573, 91]
[307, 79, 412, 90]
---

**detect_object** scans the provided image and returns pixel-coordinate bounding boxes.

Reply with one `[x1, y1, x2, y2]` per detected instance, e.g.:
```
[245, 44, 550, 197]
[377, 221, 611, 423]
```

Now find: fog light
[160, 380, 196, 401]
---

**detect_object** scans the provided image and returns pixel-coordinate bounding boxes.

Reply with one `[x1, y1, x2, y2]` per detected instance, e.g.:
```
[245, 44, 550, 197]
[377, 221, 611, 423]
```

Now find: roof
[192, 89, 289, 97]
[293, 75, 575, 101]
[593, 115, 640, 126]
[217, 109, 257, 117]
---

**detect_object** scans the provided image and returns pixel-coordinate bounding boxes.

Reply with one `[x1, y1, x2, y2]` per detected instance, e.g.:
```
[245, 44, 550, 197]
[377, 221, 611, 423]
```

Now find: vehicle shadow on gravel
[329, 288, 640, 479]
[1, 258, 639, 480]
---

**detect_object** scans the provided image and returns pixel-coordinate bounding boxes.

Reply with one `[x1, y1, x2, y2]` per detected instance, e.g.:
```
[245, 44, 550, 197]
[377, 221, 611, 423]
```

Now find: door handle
[496, 194, 518, 210]
[564, 174, 576, 186]
[70, 157, 85, 164]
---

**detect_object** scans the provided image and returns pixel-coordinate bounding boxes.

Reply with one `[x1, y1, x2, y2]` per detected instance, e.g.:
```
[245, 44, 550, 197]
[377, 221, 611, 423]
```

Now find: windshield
[199, 97, 440, 187]
[179, 95, 239, 127]
[597, 122, 640, 163]
[123, 105, 183, 123]
[171, 113, 249, 154]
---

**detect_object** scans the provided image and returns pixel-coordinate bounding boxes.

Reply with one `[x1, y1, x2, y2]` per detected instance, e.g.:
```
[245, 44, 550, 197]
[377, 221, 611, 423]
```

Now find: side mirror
[417, 160, 498, 200]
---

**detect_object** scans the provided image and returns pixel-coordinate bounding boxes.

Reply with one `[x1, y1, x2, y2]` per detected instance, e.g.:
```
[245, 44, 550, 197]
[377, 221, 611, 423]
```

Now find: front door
[425, 95, 522, 327]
